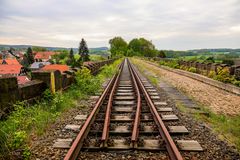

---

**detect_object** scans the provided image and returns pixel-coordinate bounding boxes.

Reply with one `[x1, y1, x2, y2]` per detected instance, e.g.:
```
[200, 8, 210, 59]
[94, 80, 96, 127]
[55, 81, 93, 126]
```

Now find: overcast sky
[0, 0, 239, 50]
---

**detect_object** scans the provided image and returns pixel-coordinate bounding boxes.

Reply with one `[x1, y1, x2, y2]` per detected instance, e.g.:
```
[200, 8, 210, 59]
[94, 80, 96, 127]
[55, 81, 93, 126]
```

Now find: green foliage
[90, 55, 106, 61]
[128, 38, 157, 57]
[159, 60, 180, 69]
[52, 50, 69, 64]
[188, 67, 197, 73]
[214, 68, 235, 83]
[32, 46, 46, 52]
[204, 56, 215, 63]
[75, 67, 100, 94]
[158, 50, 166, 58]
[208, 71, 216, 78]
[66, 48, 76, 66]
[177, 103, 240, 151]
[232, 80, 240, 87]
[26, 47, 34, 65]
[222, 59, 234, 65]
[79, 38, 90, 62]
[9, 131, 27, 149]
[109, 37, 128, 57]
[179, 65, 188, 70]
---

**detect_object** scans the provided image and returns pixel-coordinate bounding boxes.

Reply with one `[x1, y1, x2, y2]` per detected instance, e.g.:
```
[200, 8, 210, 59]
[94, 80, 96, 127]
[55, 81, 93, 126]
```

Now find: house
[41, 64, 69, 73]
[34, 51, 59, 62]
[17, 76, 30, 84]
[0, 59, 21, 65]
[0, 64, 23, 77]
[30, 62, 51, 70]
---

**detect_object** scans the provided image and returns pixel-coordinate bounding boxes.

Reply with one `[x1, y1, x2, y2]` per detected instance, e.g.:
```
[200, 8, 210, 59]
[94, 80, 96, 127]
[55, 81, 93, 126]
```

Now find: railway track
[64, 58, 202, 160]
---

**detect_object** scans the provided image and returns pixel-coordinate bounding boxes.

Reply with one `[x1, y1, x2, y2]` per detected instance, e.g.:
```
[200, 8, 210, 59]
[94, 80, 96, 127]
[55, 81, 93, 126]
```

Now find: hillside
[0, 44, 109, 54]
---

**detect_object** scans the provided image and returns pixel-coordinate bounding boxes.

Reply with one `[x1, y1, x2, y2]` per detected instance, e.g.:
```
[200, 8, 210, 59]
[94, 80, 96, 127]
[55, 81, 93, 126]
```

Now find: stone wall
[151, 57, 240, 80]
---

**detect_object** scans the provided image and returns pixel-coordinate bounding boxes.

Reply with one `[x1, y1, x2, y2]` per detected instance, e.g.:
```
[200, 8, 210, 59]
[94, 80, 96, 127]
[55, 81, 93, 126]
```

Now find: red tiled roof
[34, 51, 59, 60]
[41, 64, 69, 73]
[17, 76, 30, 84]
[0, 65, 22, 75]
[2, 59, 21, 65]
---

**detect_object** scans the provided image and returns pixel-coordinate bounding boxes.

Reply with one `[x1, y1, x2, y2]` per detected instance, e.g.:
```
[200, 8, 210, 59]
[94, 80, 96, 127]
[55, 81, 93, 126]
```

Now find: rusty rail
[128, 59, 183, 160]
[101, 60, 124, 147]
[64, 61, 123, 160]
[128, 60, 142, 148]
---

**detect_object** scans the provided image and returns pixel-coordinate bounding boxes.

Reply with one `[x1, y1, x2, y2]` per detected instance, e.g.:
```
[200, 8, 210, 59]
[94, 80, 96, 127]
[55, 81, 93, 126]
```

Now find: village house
[0, 64, 24, 78]
[41, 64, 69, 73]
[34, 51, 59, 62]
[17, 75, 30, 84]
[0, 59, 21, 65]
[30, 62, 51, 70]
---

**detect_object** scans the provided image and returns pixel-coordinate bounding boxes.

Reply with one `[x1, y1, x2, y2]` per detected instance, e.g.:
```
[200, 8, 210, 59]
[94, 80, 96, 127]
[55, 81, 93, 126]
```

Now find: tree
[66, 48, 75, 66]
[109, 37, 128, 57]
[22, 54, 29, 67]
[26, 47, 34, 64]
[79, 38, 90, 62]
[128, 38, 157, 57]
[204, 56, 215, 63]
[158, 50, 166, 58]
[52, 50, 69, 64]
[222, 59, 234, 65]
[32, 46, 46, 52]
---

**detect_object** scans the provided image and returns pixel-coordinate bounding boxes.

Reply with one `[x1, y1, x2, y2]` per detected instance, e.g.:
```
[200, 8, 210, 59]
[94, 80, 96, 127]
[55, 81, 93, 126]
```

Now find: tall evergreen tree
[66, 48, 75, 66]
[158, 50, 166, 58]
[22, 54, 29, 67]
[79, 38, 90, 62]
[26, 47, 34, 64]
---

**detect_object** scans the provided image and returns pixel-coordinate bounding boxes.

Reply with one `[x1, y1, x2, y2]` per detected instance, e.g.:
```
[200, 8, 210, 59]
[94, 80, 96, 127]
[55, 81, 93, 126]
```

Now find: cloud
[0, 0, 239, 50]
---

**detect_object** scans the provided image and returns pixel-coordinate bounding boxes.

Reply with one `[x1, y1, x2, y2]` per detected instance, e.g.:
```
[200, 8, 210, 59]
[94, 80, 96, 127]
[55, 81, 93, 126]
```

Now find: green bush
[233, 80, 240, 87]
[159, 60, 179, 69]
[214, 68, 235, 83]
[75, 67, 101, 95]
[188, 67, 197, 73]
[208, 71, 216, 78]
[9, 131, 27, 149]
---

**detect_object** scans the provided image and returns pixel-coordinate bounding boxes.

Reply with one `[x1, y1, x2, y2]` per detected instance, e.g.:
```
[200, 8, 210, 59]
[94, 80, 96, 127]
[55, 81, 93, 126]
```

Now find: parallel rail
[128, 59, 183, 160]
[64, 58, 183, 160]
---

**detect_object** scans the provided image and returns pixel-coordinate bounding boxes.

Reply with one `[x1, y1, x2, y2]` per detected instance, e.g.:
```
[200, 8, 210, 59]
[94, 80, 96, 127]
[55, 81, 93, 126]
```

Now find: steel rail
[128, 60, 183, 160]
[101, 60, 124, 147]
[127, 59, 142, 148]
[64, 61, 124, 160]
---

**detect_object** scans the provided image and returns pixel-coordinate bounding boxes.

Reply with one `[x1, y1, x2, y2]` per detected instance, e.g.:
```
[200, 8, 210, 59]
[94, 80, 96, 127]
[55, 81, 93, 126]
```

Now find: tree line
[109, 37, 166, 58]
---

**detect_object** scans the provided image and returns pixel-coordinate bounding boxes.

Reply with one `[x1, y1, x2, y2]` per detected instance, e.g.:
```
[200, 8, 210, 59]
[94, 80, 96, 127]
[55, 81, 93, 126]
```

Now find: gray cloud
[0, 0, 239, 50]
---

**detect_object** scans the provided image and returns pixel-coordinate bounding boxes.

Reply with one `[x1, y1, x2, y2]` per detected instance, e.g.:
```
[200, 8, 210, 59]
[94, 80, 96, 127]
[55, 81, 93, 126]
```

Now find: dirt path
[132, 59, 240, 115]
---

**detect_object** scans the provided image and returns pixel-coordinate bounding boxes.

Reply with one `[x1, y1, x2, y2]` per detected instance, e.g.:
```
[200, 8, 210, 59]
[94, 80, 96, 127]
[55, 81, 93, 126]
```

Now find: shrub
[222, 59, 234, 66]
[232, 80, 240, 87]
[208, 71, 216, 78]
[188, 67, 197, 73]
[159, 60, 179, 69]
[214, 68, 235, 83]
[75, 67, 101, 95]
[9, 131, 27, 149]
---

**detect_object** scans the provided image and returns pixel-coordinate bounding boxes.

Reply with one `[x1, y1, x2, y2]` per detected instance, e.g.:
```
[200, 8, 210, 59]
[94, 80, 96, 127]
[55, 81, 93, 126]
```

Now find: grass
[132, 57, 240, 152]
[176, 102, 240, 151]
[0, 58, 122, 159]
